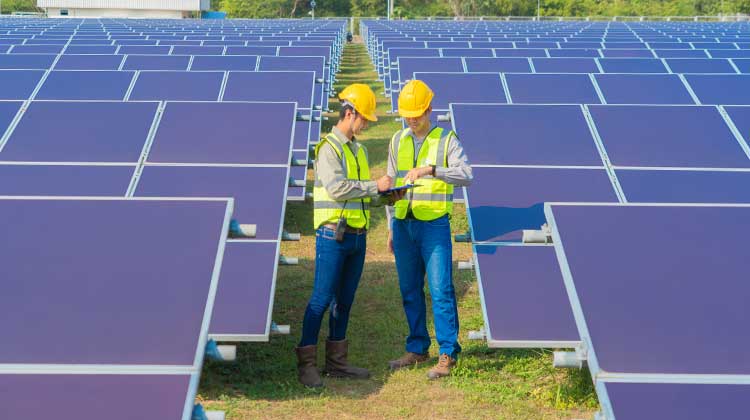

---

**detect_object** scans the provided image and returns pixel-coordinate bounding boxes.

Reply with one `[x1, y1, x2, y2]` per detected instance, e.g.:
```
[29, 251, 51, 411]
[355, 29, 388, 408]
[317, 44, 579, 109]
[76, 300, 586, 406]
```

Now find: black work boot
[323, 339, 370, 379]
[295, 345, 323, 388]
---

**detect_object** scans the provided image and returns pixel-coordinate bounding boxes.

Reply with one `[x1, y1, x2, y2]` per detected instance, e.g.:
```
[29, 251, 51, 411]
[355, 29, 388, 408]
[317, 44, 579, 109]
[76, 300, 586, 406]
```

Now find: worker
[296, 83, 400, 388]
[385, 79, 473, 379]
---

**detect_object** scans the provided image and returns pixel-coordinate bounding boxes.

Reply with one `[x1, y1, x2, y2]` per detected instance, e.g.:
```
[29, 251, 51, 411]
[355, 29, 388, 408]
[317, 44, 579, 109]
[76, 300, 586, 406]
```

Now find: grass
[198, 42, 598, 420]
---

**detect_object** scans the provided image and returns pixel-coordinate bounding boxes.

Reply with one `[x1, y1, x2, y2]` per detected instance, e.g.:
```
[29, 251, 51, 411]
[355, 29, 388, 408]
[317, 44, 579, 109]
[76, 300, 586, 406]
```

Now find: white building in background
[37, 0, 210, 18]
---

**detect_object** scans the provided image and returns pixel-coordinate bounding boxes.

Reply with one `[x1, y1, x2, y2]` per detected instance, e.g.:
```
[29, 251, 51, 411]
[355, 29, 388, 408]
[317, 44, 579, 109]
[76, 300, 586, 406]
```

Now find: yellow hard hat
[398, 80, 434, 118]
[338, 83, 378, 122]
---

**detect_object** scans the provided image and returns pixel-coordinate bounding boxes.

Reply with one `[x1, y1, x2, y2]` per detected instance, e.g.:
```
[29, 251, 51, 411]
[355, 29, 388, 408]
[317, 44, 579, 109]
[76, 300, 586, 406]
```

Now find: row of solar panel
[0, 44, 333, 54]
[390, 72, 750, 108]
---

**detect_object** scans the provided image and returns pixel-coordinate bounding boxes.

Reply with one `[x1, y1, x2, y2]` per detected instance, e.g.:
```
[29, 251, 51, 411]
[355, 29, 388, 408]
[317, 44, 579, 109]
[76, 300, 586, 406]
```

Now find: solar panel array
[1, 17, 346, 420]
[363, 19, 750, 420]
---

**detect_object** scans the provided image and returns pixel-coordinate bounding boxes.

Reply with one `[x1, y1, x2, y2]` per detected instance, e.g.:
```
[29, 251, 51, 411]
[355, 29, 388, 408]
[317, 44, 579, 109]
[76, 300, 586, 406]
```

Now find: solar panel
[665, 58, 737, 73]
[0, 164, 132, 196]
[594, 74, 695, 104]
[474, 244, 579, 347]
[118, 45, 171, 55]
[451, 104, 602, 165]
[222, 71, 315, 109]
[397, 57, 463, 86]
[0, 374, 193, 420]
[36, 70, 135, 101]
[505, 74, 600, 104]
[9, 44, 63, 54]
[683, 75, 750, 105]
[190, 55, 258, 71]
[724, 106, 750, 142]
[128, 71, 223, 101]
[1, 101, 157, 163]
[532, 58, 600, 73]
[547, 48, 601, 58]
[589, 105, 750, 168]
[0, 101, 22, 136]
[654, 49, 709, 58]
[0, 54, 55, 69]
[617, 169, 750, 203]
[412, 73, 505, 109]
[64, 45, 118, 54]
[0, 196, 231, 420]
[210, 241, 279, 340]
[466, 167, 618, 242]
[172, 46, 224, 55]
[226, 46, 278, 56]
[441, 48, 493, 57]
[464, 57, 530, 72]
[493, 48, 547, 57]
[146, 102, 295, 166]
[122, 55, 190, 71]
[600, 382, 750, 420]
[599, 58, 668, 73]
[0, 70, 44, 99]
[707, 50, 750, 58]
[54, 54, 124, 71]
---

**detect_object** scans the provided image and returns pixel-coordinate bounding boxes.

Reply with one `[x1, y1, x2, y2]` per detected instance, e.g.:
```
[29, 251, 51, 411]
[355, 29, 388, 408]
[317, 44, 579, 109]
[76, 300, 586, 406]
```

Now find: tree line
[3, 0, 748, 19]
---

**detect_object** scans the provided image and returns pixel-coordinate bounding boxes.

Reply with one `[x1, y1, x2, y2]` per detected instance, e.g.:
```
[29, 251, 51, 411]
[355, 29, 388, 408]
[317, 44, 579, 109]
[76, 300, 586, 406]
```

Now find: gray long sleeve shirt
[385, 127, 474, 226]
[314, 126, 384, 205]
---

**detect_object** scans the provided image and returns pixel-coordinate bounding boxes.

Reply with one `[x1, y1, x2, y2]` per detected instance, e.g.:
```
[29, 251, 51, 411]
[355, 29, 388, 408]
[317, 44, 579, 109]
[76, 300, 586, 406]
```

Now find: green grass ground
[198, 42, 598, 420]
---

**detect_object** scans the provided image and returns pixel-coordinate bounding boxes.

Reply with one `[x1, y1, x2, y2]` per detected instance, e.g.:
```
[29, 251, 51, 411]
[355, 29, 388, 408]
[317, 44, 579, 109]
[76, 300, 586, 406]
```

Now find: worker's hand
[387, 230, 394, 254]
[376, 175, 393, 193]
[404, 166, 433, 184]
[388, 188, 406, 204]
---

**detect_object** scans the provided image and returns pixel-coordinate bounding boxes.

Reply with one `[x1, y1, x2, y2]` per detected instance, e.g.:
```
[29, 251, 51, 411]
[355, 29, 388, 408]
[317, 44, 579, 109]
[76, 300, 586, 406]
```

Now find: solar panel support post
[271, 322, 291, 335]
[467, 327, 486, 340]
[553, 344, 588, 369]
[280, 256, 299, 265]
[522, 224, 552, 244]
[282, 231, 301, 241]
[458, 260, 474, 270]
[454, 231, 472, 242]
[436, 112, 451, 122]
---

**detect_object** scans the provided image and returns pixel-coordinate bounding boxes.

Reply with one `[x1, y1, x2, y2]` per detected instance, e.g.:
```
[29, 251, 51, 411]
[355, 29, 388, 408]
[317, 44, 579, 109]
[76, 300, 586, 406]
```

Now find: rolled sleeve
[435, 135, 473, 187]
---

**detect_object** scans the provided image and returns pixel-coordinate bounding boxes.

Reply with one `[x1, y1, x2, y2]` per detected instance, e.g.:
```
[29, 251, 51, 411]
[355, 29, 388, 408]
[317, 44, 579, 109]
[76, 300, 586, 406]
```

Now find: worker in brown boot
[295, 84, 401, 387]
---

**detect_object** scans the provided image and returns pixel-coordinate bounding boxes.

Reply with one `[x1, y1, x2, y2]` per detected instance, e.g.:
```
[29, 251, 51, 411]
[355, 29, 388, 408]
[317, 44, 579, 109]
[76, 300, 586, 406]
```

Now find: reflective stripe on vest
[392, 127, 454, 221]
[313, 133, 371, 229]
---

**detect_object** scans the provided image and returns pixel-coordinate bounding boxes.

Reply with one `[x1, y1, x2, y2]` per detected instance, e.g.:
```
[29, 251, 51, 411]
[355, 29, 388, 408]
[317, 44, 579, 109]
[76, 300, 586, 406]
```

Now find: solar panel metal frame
[0, 195, 233, 420]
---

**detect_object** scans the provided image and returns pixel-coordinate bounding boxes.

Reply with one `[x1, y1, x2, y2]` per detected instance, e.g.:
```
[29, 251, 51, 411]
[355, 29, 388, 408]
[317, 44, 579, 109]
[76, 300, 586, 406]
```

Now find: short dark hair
[339, 104, 355, 121]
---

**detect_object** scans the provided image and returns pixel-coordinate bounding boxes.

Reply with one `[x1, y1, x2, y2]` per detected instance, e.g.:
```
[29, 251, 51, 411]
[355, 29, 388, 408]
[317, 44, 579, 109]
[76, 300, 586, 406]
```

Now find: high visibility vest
[391, 127, 454, 221]
[313, 133, 371, 229]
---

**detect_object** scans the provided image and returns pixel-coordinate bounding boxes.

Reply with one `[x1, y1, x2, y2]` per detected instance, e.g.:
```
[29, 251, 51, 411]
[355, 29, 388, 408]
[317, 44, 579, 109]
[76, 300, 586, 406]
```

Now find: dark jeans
[299, 226, 367, 347]
[392, 215, 461, 359]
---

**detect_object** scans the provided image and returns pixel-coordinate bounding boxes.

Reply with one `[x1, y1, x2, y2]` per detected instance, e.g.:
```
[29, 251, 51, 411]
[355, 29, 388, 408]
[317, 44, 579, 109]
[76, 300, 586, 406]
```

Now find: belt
[322, 223, 367, 235]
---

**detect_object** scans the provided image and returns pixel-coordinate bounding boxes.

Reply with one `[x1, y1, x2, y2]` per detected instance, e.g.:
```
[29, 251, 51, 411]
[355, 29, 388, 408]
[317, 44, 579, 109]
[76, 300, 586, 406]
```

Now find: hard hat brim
[398, 107, 428, 118]
[361, 111, 378, 122]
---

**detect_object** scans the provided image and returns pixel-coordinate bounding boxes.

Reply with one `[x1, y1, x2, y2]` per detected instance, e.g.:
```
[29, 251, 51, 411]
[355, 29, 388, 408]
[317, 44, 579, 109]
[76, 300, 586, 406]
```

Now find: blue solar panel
[0, 164, 133, 196]
[666, 58, 737, 73]
[655, 49, 709, 58]
[146, 102, 295, 166]
[0, 101, 22, 135]
[727, 58, 750, 73]
[505, 74, 600, 104]
[9, 45, 63, 54]
[122, 55, 190, 71]
[464, 57, 530, 72]
[441, 48, 493, 57]
[532, 58, 600, 73]
[548, 48, 601, 58]
[600, 49, 654, 58]
[0, 70, 44, 99]
[118, 45, 171, 55]
[172, 46, 224, 55]
[493, 48, 547, 57]
[1, 101, 157, 163]
[36, 70, 134, 101]
[474, 245, 579, 347]
[225, 46, 278, 55]
[589, 105, 750, 168]
[0, 54, 55, 69]
[451, 104, 602, 165]
[190, 55, 258, 71]
[617, 169, 750, 203]
[594, 74, 695, 104]
[684, 75, 750, 105]
[64, 45, 118, 54]
[707, 50, 750, 58]
[129, 71, 223, 101]
[413, 73, 505, 109]
[54, 54, 124, 70]
[599, 58, 668, 73]
[222, 71, 315, 109]
[547, 204, 750, 376]
[397, 57, 463, 86]
[467, 167, 617, 242]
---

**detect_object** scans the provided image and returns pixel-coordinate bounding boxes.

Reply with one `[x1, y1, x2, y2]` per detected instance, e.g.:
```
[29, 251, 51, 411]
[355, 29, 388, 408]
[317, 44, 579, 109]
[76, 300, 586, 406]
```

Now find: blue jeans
[299, 226, 367, 347]
[392, 215, 461, 359]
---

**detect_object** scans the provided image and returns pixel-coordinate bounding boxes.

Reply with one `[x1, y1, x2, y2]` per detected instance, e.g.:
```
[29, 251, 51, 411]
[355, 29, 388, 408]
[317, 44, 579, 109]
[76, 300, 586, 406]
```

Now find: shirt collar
[332, 126, 354, 144]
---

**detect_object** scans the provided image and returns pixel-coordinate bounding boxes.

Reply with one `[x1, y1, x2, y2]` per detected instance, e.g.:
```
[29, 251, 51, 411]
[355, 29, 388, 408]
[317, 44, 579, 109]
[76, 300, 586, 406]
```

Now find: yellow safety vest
[391, 127, 454, 221]
[313, 133, 371, 229]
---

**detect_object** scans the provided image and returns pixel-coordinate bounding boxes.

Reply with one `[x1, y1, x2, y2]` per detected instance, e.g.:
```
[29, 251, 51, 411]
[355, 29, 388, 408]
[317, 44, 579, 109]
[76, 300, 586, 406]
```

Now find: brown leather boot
[427, 354, 456, 380]
[323, 339, 370, 379]
[295, 345, 323, 388]
[388, 352, 430, 371]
